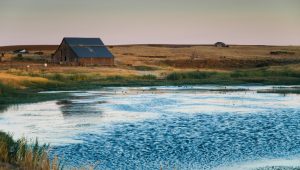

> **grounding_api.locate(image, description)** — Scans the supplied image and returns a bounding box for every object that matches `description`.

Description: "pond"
[1,86,300,170]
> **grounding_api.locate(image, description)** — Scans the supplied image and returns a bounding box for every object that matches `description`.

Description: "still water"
[1,86,300,170]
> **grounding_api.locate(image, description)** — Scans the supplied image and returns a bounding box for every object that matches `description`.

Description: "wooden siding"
[52,40,78,64]
[79,57,114,66]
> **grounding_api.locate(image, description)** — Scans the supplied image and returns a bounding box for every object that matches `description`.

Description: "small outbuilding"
[214,42,229,48]
[52,37,114,66]
[13,49,29,54]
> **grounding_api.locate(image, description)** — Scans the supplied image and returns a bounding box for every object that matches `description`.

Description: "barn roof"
[71,46,113,58]
[63,37,113,58]
[64,37,105,46]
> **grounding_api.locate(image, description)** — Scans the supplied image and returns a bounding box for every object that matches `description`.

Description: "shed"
[52,37,114,66]
[214,42,229,48]
[13,49,29,54]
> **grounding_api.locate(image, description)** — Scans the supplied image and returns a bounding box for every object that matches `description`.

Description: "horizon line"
[1,43,300,47]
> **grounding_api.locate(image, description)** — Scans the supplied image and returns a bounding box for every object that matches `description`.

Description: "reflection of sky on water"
[1,86,300,169]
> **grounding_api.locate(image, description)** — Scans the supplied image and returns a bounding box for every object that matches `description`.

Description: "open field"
[111,45,300,70]
[1,44,300,71]
[1,44,300,77]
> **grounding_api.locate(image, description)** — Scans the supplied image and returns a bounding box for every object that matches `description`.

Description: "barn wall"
[79,58,114,66]
[52,40,78,64]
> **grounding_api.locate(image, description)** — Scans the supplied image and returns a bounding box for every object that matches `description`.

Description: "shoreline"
[1,78,300,108]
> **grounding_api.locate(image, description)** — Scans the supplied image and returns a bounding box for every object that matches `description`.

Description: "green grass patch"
[0,82,68,111]
[139,74,157,80]
[230,68,300,78]
[166,71,217,81]
[133,65,158,71]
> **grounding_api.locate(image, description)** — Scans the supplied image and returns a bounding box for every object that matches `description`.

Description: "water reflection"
[1,86,300,169]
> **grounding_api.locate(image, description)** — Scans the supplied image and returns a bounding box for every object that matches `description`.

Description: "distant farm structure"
[13,49,29,54]
[52,37,114,66]
[214,42,229,48]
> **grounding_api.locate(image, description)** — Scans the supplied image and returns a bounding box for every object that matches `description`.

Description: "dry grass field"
[111,45,300,69]
[0,44,300,88]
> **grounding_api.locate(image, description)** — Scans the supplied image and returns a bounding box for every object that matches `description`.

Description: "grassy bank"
[0,82,67,106]
[0,131,60,170]
[1,65,300,107]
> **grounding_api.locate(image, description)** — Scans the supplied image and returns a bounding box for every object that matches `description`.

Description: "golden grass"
[0,131,99,170]
[0,132,60,170]
[0,45,299,87]
[0,72,50,89]
[111,45,300,65]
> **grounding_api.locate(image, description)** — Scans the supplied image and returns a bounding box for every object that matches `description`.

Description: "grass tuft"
[0,131,60,170]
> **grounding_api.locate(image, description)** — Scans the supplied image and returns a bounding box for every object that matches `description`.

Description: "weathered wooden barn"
[52,37,114,66]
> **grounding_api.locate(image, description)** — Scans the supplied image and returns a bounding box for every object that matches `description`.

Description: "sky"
[0,0,300,45]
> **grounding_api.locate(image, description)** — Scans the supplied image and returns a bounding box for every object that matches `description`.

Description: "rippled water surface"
[1,86,300,170]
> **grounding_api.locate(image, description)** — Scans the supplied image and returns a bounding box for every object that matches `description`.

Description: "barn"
[52,37,114,66]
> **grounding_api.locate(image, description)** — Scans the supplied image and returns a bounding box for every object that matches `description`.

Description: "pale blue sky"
[0,0,300,45]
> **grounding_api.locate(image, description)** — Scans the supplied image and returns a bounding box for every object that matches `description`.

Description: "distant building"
[214,42,229,48]
[13,49,29,54]
[52,37,114,66]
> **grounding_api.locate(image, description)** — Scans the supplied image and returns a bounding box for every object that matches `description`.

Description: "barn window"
[64,56,67,61]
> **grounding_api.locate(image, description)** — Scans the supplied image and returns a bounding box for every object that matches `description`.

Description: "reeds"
[0,131,61,170]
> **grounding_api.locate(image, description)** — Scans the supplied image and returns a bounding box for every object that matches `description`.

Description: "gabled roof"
[64,37,105,46]
[71,46,113,58]
[62,37,113,58]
